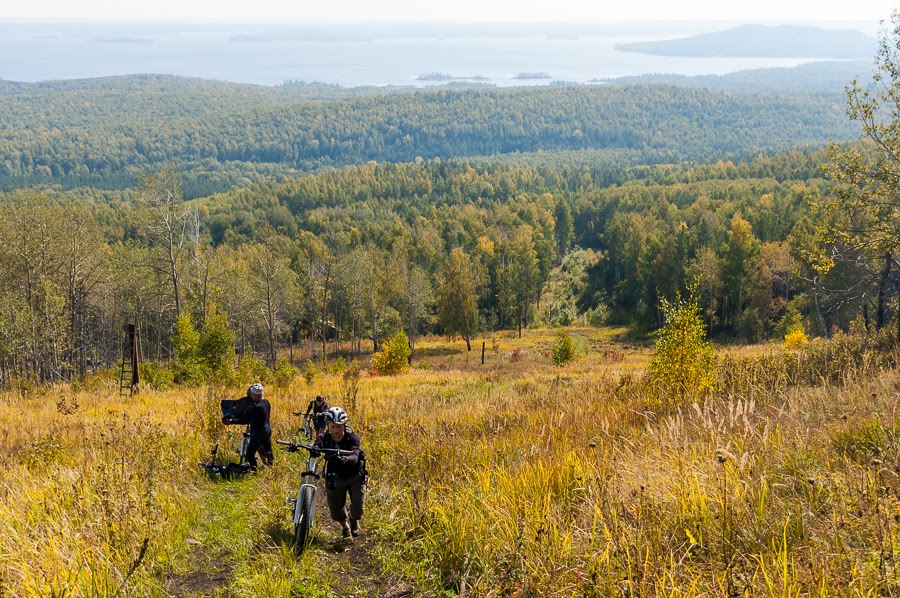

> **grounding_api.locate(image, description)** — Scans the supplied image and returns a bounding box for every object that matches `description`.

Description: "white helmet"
[326,406,348,425]
[249,383,264,396]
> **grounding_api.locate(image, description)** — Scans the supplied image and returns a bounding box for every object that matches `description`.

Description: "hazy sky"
[3,0,897,24]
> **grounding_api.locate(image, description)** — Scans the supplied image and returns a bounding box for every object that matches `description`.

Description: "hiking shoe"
[341,523,351,539]
[349,519,361,537]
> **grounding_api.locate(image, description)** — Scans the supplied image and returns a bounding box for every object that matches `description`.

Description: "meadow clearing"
[2,328,900,597]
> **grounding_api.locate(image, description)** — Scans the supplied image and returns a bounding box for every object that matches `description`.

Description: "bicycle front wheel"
[293,486,314,555]
[240,437,250,463]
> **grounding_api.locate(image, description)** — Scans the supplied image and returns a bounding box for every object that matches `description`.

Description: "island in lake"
[417,73,491,82]
[513,72,552,80]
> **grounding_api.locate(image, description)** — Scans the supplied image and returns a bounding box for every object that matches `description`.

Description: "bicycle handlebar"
[275,439,352,455]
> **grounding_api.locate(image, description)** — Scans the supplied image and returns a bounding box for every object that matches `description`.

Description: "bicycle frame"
[293,453,320,527]
[239,424,251,464]
[293,412,315,440]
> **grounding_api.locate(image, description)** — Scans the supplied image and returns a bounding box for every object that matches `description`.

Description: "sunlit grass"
[2,328,900,596]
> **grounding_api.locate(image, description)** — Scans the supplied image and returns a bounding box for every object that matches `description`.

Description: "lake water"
[0,21,848,87]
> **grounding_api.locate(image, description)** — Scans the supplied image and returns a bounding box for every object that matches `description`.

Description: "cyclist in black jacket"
[225,382,273,469]
[303,394,330,439]
[312,406,364,539]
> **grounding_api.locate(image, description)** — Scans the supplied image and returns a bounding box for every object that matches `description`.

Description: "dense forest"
[1,61,893,387]
[0,148,890,386]
[0,76,857,196]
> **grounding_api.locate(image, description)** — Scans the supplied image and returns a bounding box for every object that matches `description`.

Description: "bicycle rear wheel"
[293,486,314,555]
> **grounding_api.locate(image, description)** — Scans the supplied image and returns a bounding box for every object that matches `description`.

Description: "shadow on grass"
[263,519,349,555]
[264,520,295,547]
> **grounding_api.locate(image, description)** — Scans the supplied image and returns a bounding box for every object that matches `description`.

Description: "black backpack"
[221,396,253,423]
[358,448,369,485]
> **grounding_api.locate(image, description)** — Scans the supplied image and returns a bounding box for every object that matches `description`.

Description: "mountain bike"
[238,424,251,464]
[198,443,251,479]
[293,412,314,440]
[276,440,352,555]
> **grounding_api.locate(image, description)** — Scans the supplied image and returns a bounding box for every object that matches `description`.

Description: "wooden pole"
[481,341,485,365]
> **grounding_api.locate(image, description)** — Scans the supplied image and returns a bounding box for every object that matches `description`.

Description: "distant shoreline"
[416,73,491,82]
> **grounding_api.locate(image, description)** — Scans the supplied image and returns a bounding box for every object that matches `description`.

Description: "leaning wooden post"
[481,341,486,365]
[130,324,139,390]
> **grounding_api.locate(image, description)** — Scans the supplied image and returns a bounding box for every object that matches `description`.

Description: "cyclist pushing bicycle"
[223,382,274,470]
[303,394,330,439]
[312,406,366,540]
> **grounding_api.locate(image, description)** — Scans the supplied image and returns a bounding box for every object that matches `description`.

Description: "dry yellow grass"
[2,329,899,596]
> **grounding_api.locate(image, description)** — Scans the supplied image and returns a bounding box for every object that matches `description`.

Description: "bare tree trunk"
[812,284,827,337]
[266,281,277,368]
[876,253,891,330]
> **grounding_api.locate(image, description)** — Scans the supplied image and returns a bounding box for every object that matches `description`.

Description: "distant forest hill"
[0,74,860,197]
[616,24,875,59]
[603,60,871,95]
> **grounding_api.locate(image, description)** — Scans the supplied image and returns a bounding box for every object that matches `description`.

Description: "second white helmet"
[326,406,348,425]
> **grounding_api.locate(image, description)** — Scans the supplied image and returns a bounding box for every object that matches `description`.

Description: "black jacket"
[247,398,272,435]
[313,429,361,479]
[305,399,330,427]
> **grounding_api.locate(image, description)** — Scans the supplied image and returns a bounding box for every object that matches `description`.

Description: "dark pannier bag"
[358,448,369,485]
[221,396,254,423]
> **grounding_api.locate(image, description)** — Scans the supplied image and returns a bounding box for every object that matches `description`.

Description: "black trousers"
[325,476,365,522]
[246,431,273,469]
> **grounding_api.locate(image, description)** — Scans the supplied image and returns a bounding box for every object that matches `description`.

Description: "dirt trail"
[163,546,232,597]
[318,530,412,598]
[160,526,409,597]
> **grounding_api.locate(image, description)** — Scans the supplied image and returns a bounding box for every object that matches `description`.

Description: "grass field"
[3,329,900,596]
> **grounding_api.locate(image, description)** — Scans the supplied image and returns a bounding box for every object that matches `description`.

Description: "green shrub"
[236,351,269,384]
[372,329,411,375]
[140,361,174,391]
[832,418,894,462]
[648,284,716,405]
[585,304,609,328]
[171,315,204,385]
[198,306,236,384]
[551,330,576,366]
[776,298,807,338]
[82,368,117,394]
[302,360,318,385]
[271,358,299,387]
[329,356,347,375]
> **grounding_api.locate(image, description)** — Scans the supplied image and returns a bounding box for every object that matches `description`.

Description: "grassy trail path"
[162,460,405,597]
